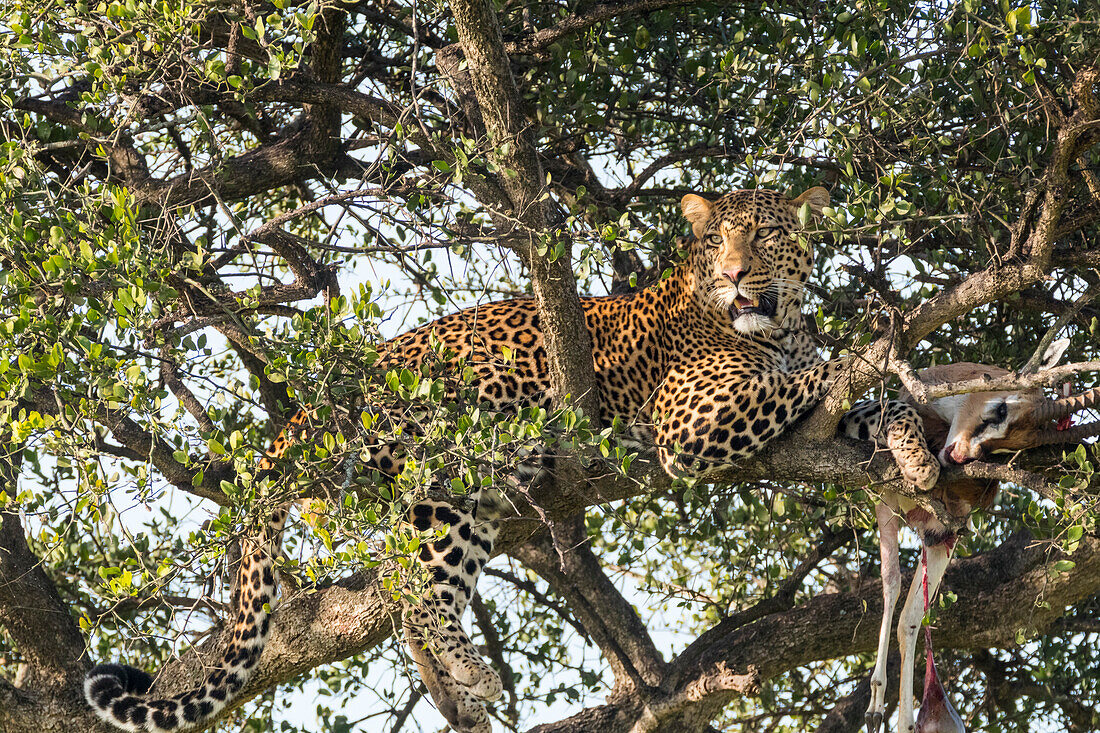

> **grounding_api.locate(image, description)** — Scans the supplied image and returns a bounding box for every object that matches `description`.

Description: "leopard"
[84,186,942,733]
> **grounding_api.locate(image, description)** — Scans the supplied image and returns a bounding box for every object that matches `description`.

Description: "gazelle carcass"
[843,340,1100,733]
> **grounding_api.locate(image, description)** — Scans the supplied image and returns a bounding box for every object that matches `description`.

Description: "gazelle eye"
[756,226,779,239]
[980,402,1008,433]
[705,234,722,249]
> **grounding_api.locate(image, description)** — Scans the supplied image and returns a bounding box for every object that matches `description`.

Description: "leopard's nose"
[724,267,750,284]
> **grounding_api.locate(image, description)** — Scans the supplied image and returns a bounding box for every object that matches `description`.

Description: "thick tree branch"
[528,531,1100,733]
[512,516,666,695]
[0,446,89,692]
[447,0,599,419]
[128,124,352,209]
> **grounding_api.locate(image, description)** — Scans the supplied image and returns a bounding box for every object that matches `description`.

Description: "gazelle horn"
[1033,420,1100,446]
[1034,387,1100,422]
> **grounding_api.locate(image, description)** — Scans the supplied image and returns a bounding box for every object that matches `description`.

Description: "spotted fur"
[85,417,503,732]
[402,492,504,733]
[84,506,288,732]
[88,187,853,731]
[838,400,941,490]
[379,188,848,478]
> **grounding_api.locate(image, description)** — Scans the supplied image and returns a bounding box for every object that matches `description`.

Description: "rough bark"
[0,443,88,694]
[512,517,667,694]
[0,509,90,692]
[4,1,1100,729]
[446,0,599,420]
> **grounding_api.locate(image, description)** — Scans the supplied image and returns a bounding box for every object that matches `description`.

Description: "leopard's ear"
[681,194,714,235]
[789,186,830,215]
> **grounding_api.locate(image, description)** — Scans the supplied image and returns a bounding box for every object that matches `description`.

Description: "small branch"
[213,321,294,423]
[889,354,928,403]
[1081,154,1100,205]
[87,594,224,623]
[387,686,426,733]
[1020,285,1098,374]
[502,0,697,56]
[513,517,666,693]
[668,526,854,689]
[921,360,1100,400]
[844,264,904,311]
[951,461,1071,503]
[160,349,217,435]
[812,667,880,733]
[482,567,591,641]
[244,188,393,241]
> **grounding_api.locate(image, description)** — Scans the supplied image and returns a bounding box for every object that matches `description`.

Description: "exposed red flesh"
[915,548,966,733]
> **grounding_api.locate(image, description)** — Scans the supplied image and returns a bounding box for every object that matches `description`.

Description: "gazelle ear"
[789,186,830,215]
[1039,338,1071,371]
[681,194,714,232]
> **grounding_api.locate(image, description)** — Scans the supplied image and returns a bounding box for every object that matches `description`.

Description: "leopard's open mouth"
[730,290,778,320]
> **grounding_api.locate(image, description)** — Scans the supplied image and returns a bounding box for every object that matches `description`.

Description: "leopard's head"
[680,187,829,334]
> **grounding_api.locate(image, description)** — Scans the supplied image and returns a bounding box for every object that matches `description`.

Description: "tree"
[2,0,1099,731]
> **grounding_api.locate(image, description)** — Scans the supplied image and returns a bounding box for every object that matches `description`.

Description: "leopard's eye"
[756,226,780,239]
[705,233,722,249]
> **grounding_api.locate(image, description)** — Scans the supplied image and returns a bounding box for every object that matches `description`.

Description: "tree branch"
[512,516,666,696]
[447,0,599,420]
[528,531,1100,733]
[0,442,89,692]
[502,0,698,57]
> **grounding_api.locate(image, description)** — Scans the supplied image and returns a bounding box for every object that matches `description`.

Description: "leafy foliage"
[1,0,1099,731]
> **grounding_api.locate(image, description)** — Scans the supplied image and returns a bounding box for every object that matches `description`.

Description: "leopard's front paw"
[899,450,940,491]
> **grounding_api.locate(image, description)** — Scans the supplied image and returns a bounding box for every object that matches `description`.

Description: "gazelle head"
[913,340,1100,466]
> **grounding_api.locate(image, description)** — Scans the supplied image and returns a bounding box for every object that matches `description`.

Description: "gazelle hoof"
[865,711,883,733]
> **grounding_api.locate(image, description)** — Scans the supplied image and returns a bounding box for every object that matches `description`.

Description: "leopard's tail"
[84,507,287,732]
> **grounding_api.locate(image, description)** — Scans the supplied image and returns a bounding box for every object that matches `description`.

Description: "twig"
[922,361,1100,400]
[1020,285,1099,374]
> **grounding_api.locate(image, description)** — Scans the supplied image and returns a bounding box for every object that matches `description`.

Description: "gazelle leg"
[866,502,901,733]
[897,542,952,733]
